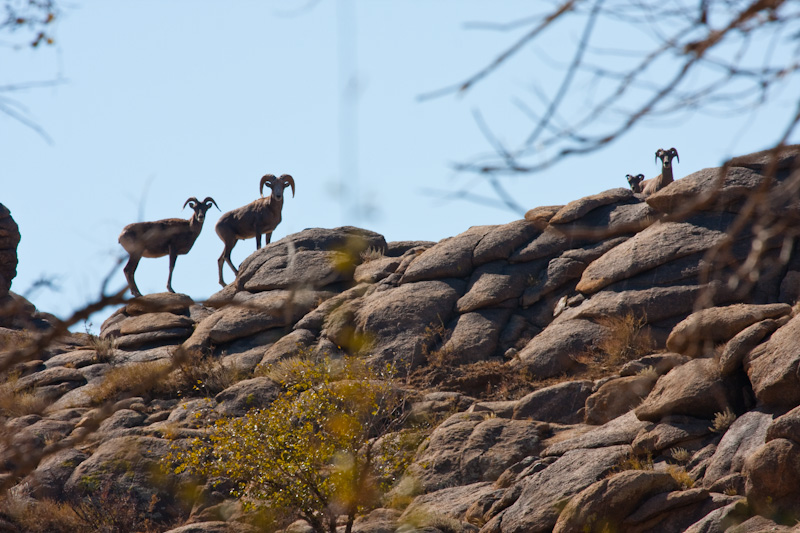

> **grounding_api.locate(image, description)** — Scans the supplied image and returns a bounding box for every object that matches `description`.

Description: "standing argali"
[119,197,219,297]
[216,174,295,287]
[640,147,679,196]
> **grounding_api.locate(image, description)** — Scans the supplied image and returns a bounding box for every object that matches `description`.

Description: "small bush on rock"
[169,357,409,533]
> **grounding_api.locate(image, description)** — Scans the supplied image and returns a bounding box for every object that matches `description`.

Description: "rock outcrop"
[2,146,800,532]
[0,204,19,299]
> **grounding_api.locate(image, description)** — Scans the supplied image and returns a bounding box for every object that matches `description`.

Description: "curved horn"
[203,197,220,211]
[259,174,276,197]
[637,174,644,179]
[670,147,679,163]
[183,197,199,209]
[655,149,663,165]
[280,174,295,197]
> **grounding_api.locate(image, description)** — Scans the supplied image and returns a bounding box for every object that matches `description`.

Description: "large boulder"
[646,166,767,214]
[512,380,594,424]
[555,284,715,326]
[354,279,464,368]
[400,225,492,283]
[484,445,630,533]
[575,214,737,294]
[457,260,543,313]
[718,318,787,375]
[406,413,541,492]
[513,319,608,378]
[543,411,651,456]
[744,438,800,520]
[549,188,635,225]
[442,308,511,364]
[745,313,800,408]
[667,303,791,357]
[64,436,185,521]
[703,410,774,488]
[584,374,657,425]
[552,470,680,533]
[400,482,497,522]
[635,358,745,422]
[235,226,387,291]
[472,219,541,265]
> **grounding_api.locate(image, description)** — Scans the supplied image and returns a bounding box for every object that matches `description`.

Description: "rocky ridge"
[2,146,800,531]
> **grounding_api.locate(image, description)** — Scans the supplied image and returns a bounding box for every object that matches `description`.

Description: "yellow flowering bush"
[170,357,408,533]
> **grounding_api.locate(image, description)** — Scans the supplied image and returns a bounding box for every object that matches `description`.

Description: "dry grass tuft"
[711,407,737,433]
[359,246,385,263]
[88,360,172,404]
[0,495,86,533]
[0,372,49,416]
[408,359,537,401]
[0,328,34,351]
[669,447,691,463]
[596,312,655,367]
[636,365,659,380]
[87,335,117,363]
[613,452,654,474]
[171,351,243,397]
[666,464,695,489]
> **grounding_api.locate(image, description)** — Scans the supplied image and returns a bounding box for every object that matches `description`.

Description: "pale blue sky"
[1,1,797,330]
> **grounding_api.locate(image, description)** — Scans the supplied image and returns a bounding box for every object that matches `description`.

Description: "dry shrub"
[408,360,536,401]
[596,312,655,367]
[88,360,172,404]
[0,328,33,351]
[669,447,691,463]
[637,365,659,380]
[401,509,465,533]
[0,372,49,416]
[666,465,695,489]
[613,452,654,473]
[359,246,385,263]
[87,335,117,363]
[68,479,172,533]
[263,353,385,392]
[711,407,737,433]
[0,495,86,533]
[170,351,243,397]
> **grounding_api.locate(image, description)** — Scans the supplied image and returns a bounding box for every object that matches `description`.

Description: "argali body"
[119,196,219,297]
[216,173,295,287]
[640,147,679,196]
[626,173,645,193]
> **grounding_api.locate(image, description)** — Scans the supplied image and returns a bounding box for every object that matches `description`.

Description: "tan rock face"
[667,303,792,357]
[634,358,745,422]
[584,374,657,425]
[0,203,20,297]
[744,438,800,518]
[576,215,734,294]
[746,313,800,408]
[552,470,679,533]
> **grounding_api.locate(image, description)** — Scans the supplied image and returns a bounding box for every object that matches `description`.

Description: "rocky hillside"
[2,145,800,532]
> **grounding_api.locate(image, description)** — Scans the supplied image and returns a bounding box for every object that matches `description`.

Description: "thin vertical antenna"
[337,0,358,224]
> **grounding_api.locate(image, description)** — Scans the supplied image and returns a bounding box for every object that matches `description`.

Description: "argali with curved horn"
[215,173,295,287]
[626,173,645,193]
[119,196,219,297]
[640,147,679,196]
